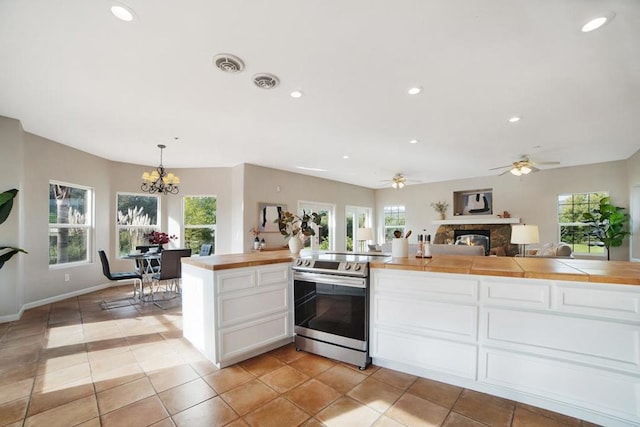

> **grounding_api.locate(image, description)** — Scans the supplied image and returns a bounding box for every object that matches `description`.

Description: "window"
[299,201,334,251]
[383,205,405,242]
[183,195,217,254]
[345,206,372,251]
[49,182,93,266]
[558,192,608,255]
[116,193,159,257]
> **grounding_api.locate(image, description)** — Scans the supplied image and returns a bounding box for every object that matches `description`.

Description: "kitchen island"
[181,251,640,426]
[370,255,640,427]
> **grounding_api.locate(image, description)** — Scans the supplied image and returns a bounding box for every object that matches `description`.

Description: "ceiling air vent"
[253,73,279,89]
[212,54,244,73]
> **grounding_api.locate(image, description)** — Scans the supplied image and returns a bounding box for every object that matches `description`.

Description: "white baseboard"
[0,282,117,323]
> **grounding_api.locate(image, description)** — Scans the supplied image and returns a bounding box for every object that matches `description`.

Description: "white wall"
[627,149,640,260]
[376,160,630,260]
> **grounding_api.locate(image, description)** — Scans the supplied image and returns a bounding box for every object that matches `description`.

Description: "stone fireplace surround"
[434,223,518,256]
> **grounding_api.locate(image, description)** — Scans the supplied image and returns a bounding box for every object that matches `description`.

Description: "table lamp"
[511,224,539,257]
[357,227,373,252]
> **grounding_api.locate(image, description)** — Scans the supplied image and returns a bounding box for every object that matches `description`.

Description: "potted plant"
[0,189,27,270]
[582,196,631,261]
[431,201,449,220]
[275,210,323,254]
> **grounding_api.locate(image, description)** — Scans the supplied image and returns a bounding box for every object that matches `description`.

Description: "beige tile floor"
[0,285,600,427]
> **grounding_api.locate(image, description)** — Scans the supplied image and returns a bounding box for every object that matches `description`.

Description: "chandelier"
[141,144,180,195]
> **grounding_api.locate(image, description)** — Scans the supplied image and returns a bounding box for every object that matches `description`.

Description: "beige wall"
[627,149,640,260]
[376,160,630,260]
[242,164,375,252]
[0,113,637,319]
[0,117,25,318]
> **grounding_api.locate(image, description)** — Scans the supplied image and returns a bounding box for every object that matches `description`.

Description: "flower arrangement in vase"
[275,210,323,254]
[430,201,449,220]
[249,226,261,250]
[145,231,176,251]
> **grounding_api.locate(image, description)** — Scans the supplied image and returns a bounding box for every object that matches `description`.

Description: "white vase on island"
[288,235,304,254]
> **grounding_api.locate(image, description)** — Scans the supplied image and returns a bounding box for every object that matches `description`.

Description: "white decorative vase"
[288,236,304,255]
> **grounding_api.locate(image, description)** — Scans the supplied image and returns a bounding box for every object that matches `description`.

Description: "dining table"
[123,251,161,301]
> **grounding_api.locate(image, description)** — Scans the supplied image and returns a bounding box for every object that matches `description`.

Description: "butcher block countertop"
[182,250,640,285]
[182,250,295,271]
[371,255,640,285]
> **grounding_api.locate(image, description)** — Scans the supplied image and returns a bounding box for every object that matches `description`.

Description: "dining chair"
[97,250,143,309]
[150,248,192,308]
[199,244,212,256]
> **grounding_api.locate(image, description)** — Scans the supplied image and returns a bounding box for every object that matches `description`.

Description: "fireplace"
[454,230,490,255]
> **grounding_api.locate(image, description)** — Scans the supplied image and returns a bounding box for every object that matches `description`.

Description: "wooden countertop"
[371,255,640,285]
[182,250,295,271]
[182,250,640,286]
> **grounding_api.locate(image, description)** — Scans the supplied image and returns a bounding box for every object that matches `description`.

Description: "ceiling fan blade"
[489,164,512,171]
[498,169,511,176]
[535,161,560,165]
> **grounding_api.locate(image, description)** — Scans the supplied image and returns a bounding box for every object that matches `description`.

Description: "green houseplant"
[582,196,631,261]
[0,189,27,269]
[276,210,323,240]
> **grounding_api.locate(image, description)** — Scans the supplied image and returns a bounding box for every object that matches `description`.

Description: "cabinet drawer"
[219,313,290,361]
[482,280,550,309]
[483,308,640,368]
[257,264,289,286]
[555,284,640,321]
[216,269,256,293]
[218,285,288,327]
[374,270,478,304]
[480,349,640,423]
[372,328,477,379]
[374,294,477,341]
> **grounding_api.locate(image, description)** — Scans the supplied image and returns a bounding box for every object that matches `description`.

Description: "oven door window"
[294,280,366,341]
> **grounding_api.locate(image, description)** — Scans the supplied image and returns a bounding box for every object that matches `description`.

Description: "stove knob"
[295,259,303,266]
[344,263,352,270]
[304,260,312,267]
[354,263,362,271]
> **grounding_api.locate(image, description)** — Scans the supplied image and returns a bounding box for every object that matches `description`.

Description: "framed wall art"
[453,189,493,216]
[258,203,287,232]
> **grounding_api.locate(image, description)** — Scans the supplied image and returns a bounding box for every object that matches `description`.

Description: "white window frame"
[383,205,406,243]
[557,191,608,256]
[345,205,373,251]
[116,192,160,258]
[299,200,336,251]
[49,180,94,268]
[183,194,217,254]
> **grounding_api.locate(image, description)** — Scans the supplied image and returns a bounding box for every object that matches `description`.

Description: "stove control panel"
[293,258,369,277]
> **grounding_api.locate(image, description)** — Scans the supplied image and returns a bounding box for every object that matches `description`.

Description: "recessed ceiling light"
[408,87,422,95]
[409,139,419,144]
[581,13,614,32]
[110,4,136,22]
[290,90,303,98]
[343,155,349,159]
[508,116,521,123]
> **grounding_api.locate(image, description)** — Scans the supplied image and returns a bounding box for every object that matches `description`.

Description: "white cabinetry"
[371,269,640,427]
[182,262,292,368]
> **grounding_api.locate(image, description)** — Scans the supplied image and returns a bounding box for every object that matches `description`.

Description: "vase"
[288,236,304,255]
[440,212,445,220]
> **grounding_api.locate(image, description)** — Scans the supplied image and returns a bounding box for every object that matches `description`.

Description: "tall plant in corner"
[582,196,630,261]
[0,189,27,269]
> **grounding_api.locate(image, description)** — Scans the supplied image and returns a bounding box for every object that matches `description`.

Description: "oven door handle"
[293,272,366,288]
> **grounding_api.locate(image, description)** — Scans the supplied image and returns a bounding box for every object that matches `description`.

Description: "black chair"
[199,244,212,256]
[98,250,143,309]
[150,248,192,308]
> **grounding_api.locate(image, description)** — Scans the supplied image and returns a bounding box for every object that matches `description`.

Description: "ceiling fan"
[381,173,420,189]
[490,156,560,176]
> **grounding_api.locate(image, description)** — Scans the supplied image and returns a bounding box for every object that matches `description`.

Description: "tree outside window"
[558,192,608,254]
[384,205,405,242]
[49,182,92,265]
[116,193,159,257]
[183,196,216,254]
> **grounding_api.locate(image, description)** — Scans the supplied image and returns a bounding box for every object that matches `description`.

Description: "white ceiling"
[1,1,639,188]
